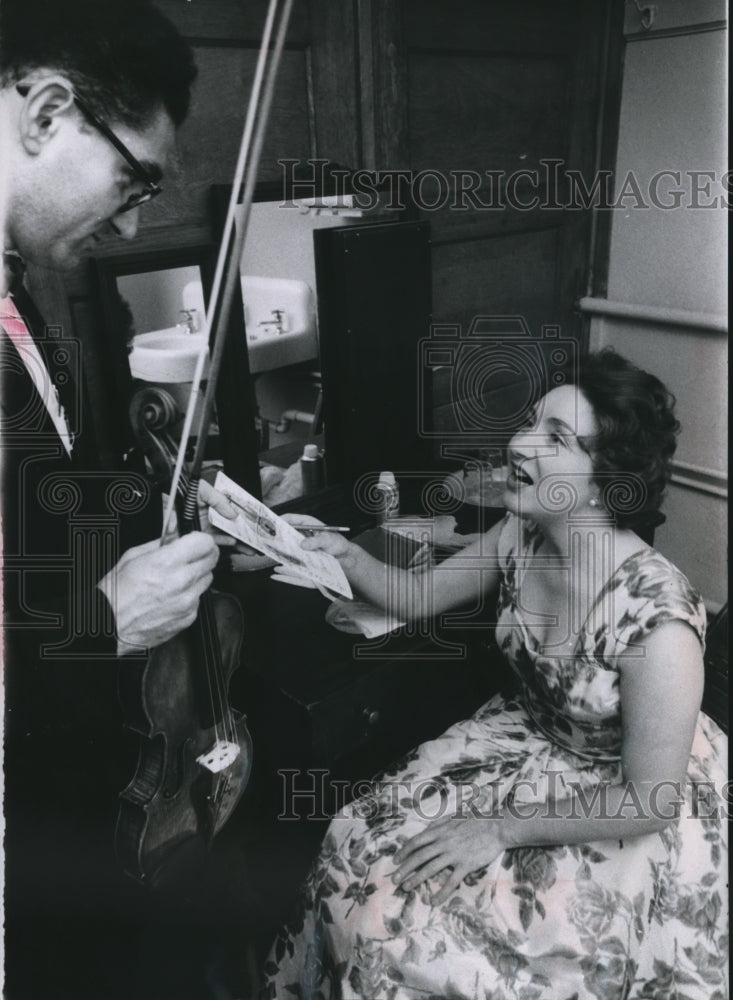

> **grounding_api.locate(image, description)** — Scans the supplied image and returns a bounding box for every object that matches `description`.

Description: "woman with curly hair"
[263,349,727,1000]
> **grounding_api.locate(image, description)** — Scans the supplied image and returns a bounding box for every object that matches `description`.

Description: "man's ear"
[18,75,76,155]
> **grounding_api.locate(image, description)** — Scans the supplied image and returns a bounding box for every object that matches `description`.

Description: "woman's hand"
[392,816,506,906]
[266,513,360,589]
[287,515,359,571]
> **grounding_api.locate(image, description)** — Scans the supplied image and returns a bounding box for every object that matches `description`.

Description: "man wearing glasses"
[1,1,243,996]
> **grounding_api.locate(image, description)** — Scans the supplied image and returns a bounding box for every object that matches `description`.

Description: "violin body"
[116,590,252,886]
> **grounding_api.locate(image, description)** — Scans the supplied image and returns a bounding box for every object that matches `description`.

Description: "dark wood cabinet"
[234,573,502,813]
[315,218,433,491]
[227,499,510,817]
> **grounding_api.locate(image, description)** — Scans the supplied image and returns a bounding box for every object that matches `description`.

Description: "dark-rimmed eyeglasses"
[16,84,162,214]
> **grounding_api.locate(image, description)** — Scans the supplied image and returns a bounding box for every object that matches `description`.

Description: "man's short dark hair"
[0,0,197,127]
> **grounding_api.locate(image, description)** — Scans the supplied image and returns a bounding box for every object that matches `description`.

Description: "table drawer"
[308,656,492,774]
[308,662,405,765]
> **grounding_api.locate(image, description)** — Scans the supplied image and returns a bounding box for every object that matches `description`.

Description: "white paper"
[325,599,405,639]
[209,471,352,600]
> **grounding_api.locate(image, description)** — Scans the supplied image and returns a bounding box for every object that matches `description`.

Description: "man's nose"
[109,207,140,241]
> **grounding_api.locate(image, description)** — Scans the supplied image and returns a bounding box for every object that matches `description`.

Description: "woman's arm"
[393,620,704,904]
[298,516,505,622]
[499,620,704,847]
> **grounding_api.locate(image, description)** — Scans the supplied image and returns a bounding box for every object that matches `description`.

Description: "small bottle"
[375,471,400,523]
[300,443,325,493]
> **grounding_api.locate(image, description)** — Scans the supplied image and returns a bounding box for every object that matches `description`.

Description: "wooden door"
[360,0,622,448]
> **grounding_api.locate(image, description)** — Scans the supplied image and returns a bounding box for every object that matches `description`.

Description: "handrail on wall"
[577,296,727,333]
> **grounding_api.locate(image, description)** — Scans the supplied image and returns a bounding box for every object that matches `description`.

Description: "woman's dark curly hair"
[572,348,680,531]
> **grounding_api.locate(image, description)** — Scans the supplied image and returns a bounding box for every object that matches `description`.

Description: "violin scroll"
[129,385,182,491]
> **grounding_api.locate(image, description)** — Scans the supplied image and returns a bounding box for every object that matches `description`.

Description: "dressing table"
[224,487,511,819]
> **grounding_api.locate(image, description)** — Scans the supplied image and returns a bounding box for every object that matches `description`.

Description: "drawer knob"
[363,707,380,726]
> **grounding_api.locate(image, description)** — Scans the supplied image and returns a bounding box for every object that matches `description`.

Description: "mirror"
[93,244,259,494]
[235,197,359,506]
[117,265,202,345]
[210,179,406,507]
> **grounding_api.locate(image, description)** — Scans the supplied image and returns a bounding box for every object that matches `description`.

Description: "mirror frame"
[208,171,418,509]
[209,181,333,506]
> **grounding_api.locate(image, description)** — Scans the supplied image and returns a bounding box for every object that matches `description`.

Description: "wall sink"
[128,275,318,384]
[128,327,209,383]
[241,275,318,375]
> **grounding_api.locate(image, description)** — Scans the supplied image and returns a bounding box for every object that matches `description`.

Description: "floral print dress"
[262,515,728,1000]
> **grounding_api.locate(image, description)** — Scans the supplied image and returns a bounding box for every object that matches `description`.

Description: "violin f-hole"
[161,735,195,800]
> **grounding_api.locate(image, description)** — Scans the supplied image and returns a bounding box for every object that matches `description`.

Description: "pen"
[296,525,351,534]
[222,494,277,535]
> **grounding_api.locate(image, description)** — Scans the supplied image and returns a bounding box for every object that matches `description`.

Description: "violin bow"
[161,0,295,540]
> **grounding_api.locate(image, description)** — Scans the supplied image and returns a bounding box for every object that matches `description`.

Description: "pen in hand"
[296,525,350,535]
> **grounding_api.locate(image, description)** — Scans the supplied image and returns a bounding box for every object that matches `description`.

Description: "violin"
[114,0,295,886]
[114,387,252,886]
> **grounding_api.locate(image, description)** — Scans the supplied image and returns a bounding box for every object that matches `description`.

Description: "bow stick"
[161,0,295,540]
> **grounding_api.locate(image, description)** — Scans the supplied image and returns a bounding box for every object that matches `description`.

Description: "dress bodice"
[494,514,706,761]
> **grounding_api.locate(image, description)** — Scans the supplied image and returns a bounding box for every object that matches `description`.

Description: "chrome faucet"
[178,308,200,334]
[258,308,285,335]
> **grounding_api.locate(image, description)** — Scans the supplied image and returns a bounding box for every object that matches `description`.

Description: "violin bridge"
[196,740,241,774]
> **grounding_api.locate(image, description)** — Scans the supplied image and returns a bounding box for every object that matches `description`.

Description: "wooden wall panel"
[406,51,570,239]
[155,0,310,44]
[148,46,313,227]
[391,0,612,451]
[402,0,579,54]
[432,229,560,333]
[381,0,615,462]
[309,1,362,167]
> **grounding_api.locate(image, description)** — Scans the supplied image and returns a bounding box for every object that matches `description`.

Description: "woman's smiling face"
[504,384,601,523]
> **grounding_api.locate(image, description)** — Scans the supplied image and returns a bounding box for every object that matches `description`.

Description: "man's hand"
[197,478,237,546]
[197,477,275,570]
[98,532,219,654]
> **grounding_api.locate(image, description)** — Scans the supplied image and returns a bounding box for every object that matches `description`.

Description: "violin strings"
[176,468,232,749]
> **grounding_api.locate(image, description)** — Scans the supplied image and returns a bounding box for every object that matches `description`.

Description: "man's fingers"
[124,537,162,559]
[230,551,276,572]
[235,542,265,556]
[166,531,219,564]
[210,530,238,548]
[198,479,237,520]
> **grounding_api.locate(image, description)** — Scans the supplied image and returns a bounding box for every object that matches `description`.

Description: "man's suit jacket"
[1,283,161,735]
